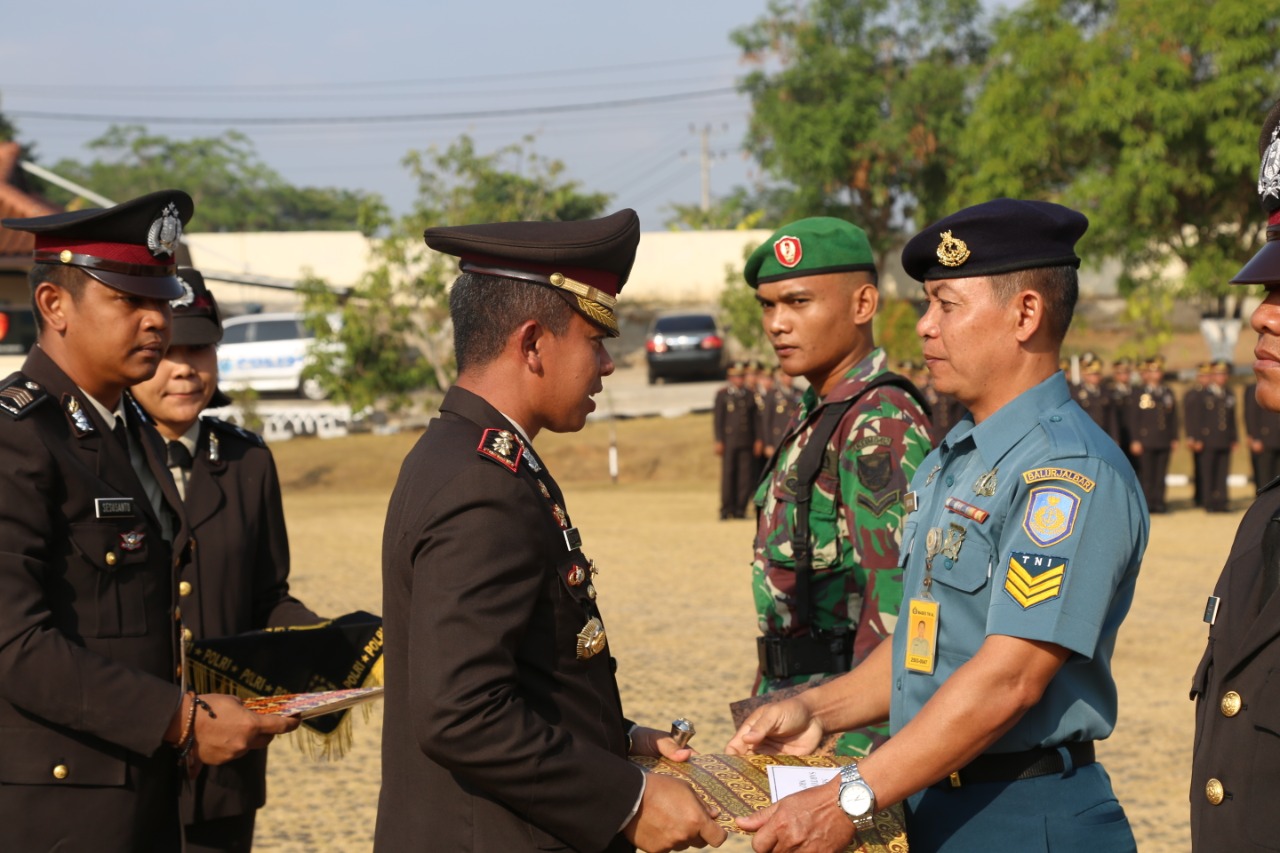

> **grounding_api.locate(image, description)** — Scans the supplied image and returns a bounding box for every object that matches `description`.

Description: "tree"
[299,135,611,412]
[953,0,1280,337]
[48,125,378,232]
[663,185,796,231]
[732,0,990,266]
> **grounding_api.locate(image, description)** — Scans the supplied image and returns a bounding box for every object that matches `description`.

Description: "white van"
[217,312,331,401]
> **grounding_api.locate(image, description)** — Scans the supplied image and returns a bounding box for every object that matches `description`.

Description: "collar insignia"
[63,394,95,437]
[208,431,221,464]
[937,230,971,268]
[477,428,523,473]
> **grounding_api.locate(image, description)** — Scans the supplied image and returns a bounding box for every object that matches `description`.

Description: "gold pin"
[576,617,607,660]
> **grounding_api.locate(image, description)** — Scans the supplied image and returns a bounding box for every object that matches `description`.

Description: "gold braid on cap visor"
[460,262,619,335]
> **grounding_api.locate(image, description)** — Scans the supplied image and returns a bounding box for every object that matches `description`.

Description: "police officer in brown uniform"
[131,268,322,852]
[714,361,759,519]
[1075,357,1117,442]
[0,193,295,852]
[1187,361,1239,513]
[755,368,795,459]
[1109,359,1138,469]
[1192,98,1280,851]
[375,210,724,853]
[1245,380,1280,487]
[1127,356,1179,513]
[1185,363,1213,507]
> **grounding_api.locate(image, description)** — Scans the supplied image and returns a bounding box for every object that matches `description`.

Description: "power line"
[8,87,739,127]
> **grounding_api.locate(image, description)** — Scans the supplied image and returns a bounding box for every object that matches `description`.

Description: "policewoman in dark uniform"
[728,199,1147,853]
[375,211,724,853]
[131,267,321,852]
[1192,98,1280,852]
[0,194,295,852]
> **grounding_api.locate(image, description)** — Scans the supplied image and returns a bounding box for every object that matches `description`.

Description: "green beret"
[744,217,876,289]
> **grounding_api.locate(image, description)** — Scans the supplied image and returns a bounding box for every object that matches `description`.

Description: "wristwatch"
[837,763,877,831]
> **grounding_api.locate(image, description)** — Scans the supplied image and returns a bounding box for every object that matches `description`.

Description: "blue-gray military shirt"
[889,372,1148,751]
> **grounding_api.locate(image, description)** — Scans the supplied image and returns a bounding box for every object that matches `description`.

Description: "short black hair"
[29,263,89,333]
[450,272,574,373]
[988,264,1078,343]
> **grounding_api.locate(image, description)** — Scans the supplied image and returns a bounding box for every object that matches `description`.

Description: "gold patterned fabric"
[630,753,907,852]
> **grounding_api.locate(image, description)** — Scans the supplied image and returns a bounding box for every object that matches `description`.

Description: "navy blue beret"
[901,198,1088,283]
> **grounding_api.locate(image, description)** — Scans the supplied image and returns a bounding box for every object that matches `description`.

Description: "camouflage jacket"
[751,348,933,755]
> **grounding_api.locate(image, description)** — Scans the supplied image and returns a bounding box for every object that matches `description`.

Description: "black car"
[644,312,727,384]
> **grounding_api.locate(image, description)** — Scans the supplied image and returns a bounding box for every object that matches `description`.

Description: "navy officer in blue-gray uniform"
[726,198,1149,853]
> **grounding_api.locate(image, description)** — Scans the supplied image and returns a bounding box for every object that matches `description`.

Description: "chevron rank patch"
[1021,485,1080,547]
[477,428,523,473]
[0,376,46,419]
[1005,551,1067,608]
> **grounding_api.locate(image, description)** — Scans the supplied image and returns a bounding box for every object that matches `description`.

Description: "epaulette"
[205,416,266,448]
[477,427,523,473]
[124,392,153,424]
[0,373,49,419]
[1039,409,1088,459]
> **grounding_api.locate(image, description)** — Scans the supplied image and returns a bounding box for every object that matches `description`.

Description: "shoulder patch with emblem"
[1021,485,1080,547]
[0,374,48,419]
[1005,551,1068,608]
[856,451,894,493]
[477,428,523,473]
[206,416,266,447]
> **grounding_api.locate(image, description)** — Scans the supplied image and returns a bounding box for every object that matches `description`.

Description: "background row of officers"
[717,355,1280,520]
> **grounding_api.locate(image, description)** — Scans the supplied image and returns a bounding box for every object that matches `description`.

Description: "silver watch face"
[839,780,874,817]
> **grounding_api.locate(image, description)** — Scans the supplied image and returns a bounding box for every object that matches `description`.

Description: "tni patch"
[1021,486,1079,547]
[1005,552,1067,608]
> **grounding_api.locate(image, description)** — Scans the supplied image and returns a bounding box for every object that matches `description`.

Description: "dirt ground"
[252,414,1243,852]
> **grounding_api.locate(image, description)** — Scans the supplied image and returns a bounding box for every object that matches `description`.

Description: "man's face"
[1141,368,1162,386]
[130,343,218,435]
[756,273,871,389]
[916,277,1012,410]
[61,278,171,389]
[1252,283,1280,411]
[535,311,614,433]
[1113,369,1131,385]
[1083,371,1103,387]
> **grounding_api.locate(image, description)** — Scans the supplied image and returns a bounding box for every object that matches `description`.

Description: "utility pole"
[689,124,729,213]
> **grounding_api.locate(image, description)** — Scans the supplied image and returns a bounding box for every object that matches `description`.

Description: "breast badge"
[119,531,146,552]
[973,467,998,497]
[1021,486,1080,547]
[1004,551,1068,608]
[576,617,607,660]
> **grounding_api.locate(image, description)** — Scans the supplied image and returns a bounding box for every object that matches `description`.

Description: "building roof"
[0,142,60,261]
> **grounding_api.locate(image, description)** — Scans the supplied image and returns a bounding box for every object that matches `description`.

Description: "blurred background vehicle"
[644,312,727,384]
[0,305,36,377]
[218,312,334,401]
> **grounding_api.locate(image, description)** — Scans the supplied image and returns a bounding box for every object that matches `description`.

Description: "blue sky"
[0,1,774,230]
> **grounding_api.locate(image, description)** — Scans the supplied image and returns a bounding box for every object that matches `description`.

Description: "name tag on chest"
[95,498,136,519]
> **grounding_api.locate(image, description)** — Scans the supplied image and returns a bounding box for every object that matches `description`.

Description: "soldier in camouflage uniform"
[743,217,933,757]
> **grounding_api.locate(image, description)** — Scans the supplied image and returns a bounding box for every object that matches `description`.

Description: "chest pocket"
[68,521,153,638]
[930,534,992,595]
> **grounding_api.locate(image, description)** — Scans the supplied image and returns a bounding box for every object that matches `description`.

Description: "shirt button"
[945,475,954,487]
[895,677,902,691]
[105,551,117,566]
[52,764,69,780]
[1050,415,1062,422]
[944,558,954,570]
[179,581,193,597]
[1221,691,1242,717]
[1206,778,1225,805]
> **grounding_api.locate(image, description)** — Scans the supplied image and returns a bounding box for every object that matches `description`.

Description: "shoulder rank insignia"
[206,416,266,448]
[0,375,47,419]
[208,431,221,463]
[477,428,523,473]
[1021,486,1080,547]
[1005,552,1067,608]
[63,393,95,436]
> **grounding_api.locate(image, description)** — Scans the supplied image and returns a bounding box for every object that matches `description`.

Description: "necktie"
[113,415,129,452]
[167,440,194,470]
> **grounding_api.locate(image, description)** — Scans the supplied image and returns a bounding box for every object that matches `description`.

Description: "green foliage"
[733,0,989,262]
[954,0,1280,318]
[663,185,797,231]
[718,262,769,357]
[48,125,378,233]
[299,134,611,411]
[874,298,924,365]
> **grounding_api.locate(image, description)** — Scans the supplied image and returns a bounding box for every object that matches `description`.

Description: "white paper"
[765,765,842,802]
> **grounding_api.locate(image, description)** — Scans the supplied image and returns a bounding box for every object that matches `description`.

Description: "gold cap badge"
[937,230,971,268]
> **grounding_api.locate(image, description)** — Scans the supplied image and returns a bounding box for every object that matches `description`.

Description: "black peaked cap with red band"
[1232,99,1280,285]
[424,209,640,336]
[2,189,193,299]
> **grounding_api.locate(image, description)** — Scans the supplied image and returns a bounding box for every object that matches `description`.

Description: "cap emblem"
[1260,126,1280,201]
[937,231,971,268]
[146,202,183,259]
[773,236,803,268]
[172,274,195,308]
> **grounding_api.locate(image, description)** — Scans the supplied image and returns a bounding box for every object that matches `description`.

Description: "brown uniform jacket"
[0,346,189,852]
[376,387,641,852]
[1191,481,1280,850]
[713,385,756,448]
[177,417,321,825]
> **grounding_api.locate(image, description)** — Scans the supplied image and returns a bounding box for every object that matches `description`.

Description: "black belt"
[940,742,1096,788]
[757,632,853,679]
